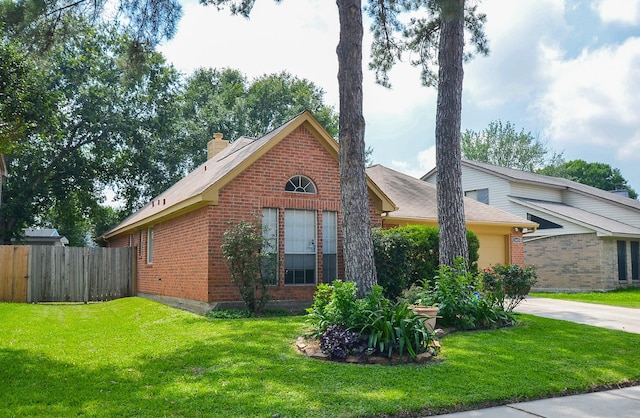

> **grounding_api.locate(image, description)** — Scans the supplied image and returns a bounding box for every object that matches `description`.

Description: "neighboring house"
[367,164,537,268]
[422,159,640,291]
[22,228,69,246]
[0,154,7,207]
[103,111,396,312]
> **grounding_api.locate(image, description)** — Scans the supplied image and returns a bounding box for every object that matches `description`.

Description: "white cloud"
[464,0,566,109]
[417,146,436,174]
[389,147,435,179]
[159,1,341,105]
[391,160,409,169]
[536,37,640,149]
[593,0,640,25]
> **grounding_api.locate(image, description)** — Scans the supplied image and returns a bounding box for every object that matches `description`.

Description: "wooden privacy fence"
[0,246,136,303]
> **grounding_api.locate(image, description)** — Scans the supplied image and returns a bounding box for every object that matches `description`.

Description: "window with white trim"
[464,188,489,204]
[285,175,316,193]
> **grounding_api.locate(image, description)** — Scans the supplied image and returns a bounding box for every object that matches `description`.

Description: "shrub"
[372,228,411,299]
[480,264,537,312]
[362,302,436,359]
[307,281,390,336]
[320,325,368,359]
[431,258,517,330]
[221,219,273,315]
[372,225,480,299]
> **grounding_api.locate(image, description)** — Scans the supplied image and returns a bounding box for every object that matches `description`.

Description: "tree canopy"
[0,0,182,50]
[0,37,57,154]
[538,159,638,199]
[462,120,563,171]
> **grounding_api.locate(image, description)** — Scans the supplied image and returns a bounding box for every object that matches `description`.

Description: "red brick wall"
[510,230,525,266]
[110,207,211,302]
[108,124,383,304]
[207,125,383,302]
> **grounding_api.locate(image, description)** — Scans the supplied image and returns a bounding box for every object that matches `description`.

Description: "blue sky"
[159,0,640,192]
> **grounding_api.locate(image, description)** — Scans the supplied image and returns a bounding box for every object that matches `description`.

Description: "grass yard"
[531,288,640,308]
[1,297,639,417]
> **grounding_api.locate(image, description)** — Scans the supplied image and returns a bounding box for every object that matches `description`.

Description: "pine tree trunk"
[336,0,377,296]
[436,0,469,267]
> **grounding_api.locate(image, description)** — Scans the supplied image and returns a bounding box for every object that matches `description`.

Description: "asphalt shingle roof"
[367,164,537,228]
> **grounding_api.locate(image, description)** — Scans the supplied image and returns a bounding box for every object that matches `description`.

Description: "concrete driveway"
[514,297,640,334]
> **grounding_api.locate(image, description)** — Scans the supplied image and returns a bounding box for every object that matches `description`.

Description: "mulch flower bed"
[295,336,441,365]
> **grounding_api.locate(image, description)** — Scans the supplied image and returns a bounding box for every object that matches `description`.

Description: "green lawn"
[1,297,639,417]
[531,288,640,308]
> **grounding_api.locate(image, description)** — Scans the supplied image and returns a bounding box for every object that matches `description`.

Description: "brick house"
[422,159,640,291]
[104,111,395,312]
[367,164,537,268]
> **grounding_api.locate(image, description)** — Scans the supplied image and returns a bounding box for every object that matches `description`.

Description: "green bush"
[372,228,411,299]
[480,264,537,312]
[372,225,480,300]
[306,280,389,336]
[430,258,516,330]
[221,219,273,315]
[362,302,436,359]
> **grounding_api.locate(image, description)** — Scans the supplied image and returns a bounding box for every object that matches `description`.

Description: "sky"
[158,0,640,191]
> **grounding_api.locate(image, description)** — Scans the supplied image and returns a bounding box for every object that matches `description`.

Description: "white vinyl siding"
[564,193,640,229]
[510,183,563,202]
[460,165,512,212]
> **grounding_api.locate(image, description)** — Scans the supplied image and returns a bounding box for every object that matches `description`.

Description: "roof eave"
[103,195,215,239]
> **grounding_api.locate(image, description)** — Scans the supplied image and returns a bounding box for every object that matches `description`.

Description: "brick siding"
[510,230,525,266]
[524,233,610,291]
[109,124,383,305]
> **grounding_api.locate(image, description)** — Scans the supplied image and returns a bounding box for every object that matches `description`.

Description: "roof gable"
[105,111,395,238]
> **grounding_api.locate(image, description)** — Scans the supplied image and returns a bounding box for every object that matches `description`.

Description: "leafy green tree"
[0,37,57,154]
[176,68,339,172]
[0,21,182,244]
[368,0,488,266]
[462,120,563,171]
[538,159,638,199]
[0,0,182,52]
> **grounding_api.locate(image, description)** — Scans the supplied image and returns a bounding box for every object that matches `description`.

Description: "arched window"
[285,175,317,194]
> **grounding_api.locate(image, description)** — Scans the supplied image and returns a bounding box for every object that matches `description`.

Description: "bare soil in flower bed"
[295,336,441,365]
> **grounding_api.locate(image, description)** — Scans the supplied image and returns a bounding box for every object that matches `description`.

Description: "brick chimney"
[207,133,228,159]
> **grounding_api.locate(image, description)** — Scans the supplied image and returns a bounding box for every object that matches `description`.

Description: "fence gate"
[0,246,135,303]
[0,246,29,302]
